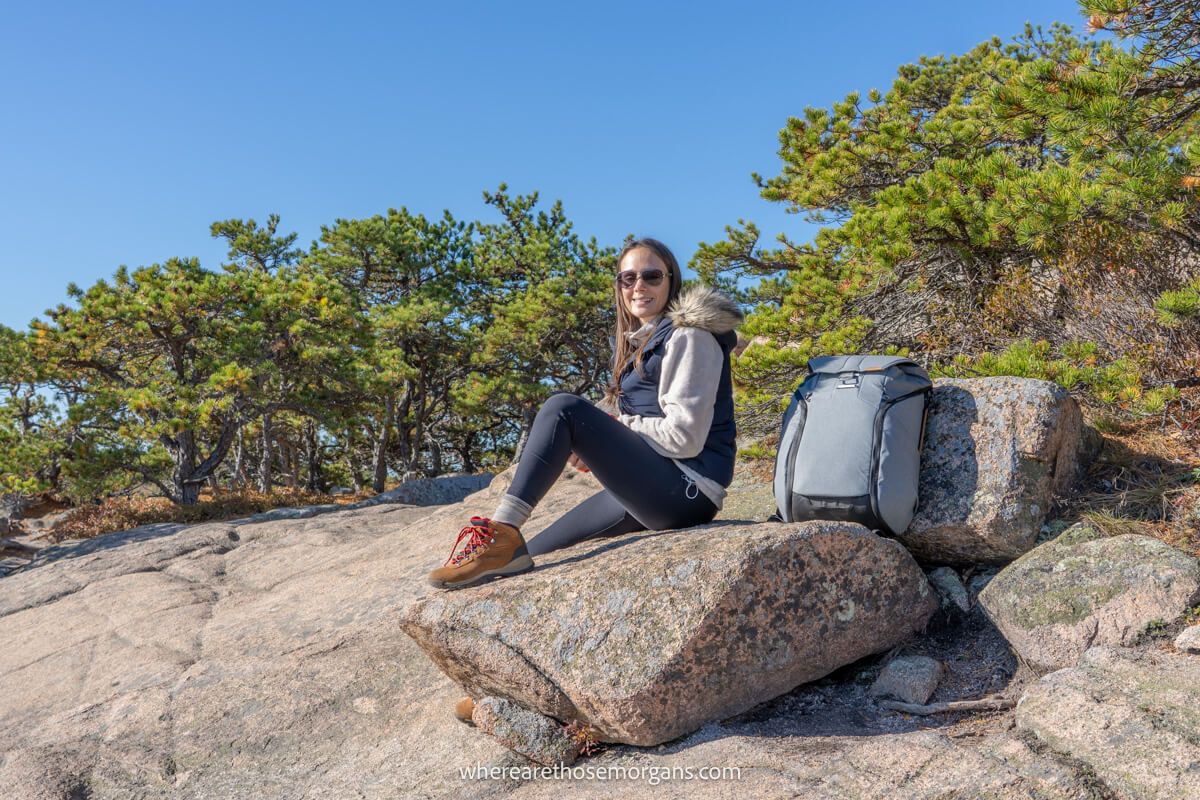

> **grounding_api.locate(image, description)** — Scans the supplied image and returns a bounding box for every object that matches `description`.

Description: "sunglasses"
[615,268,668,289]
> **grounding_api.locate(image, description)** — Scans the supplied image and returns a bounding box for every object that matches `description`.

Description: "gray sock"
[489,494,532,532]
[492,493,533,530]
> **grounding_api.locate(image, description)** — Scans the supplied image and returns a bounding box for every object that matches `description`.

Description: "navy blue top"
[613,317,738,487]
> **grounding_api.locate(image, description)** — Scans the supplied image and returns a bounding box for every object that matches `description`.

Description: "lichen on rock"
[401,519,938,746]
[979,524,1200,671]
[903,378,1097,565]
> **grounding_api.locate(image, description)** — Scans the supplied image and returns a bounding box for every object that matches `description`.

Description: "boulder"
[903,378,1098,565]
[1175,625,1200,653]
[978,524,1200,672]
[869,655,943,705]
[400,520,938,746]
[366,473,494,507]
[471,696,579,767]
[1017,646,1200,800]
[967,569,996,599]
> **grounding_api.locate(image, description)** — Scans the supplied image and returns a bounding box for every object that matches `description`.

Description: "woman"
[427,237,743,590]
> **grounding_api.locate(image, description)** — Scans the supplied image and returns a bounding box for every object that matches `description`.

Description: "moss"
[1011,581,1126,628]
[1056,524,1103,547]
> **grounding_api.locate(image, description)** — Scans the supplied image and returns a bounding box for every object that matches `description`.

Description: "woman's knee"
[540,392,588,419]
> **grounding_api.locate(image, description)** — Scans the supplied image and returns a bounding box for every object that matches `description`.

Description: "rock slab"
[904,378,1098,565]
[1017,646,1200,800]
[401,520,938,746]
[927,566,970,613]
[979,523,1200,672]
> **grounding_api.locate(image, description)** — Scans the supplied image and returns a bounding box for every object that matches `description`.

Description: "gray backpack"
[772,355,932,536]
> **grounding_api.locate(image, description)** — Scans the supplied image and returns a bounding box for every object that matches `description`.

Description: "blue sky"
[1,0,1088,330]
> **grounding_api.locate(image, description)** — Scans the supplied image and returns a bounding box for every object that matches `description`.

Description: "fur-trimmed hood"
[616,285,745,349]
[664,285,744,334]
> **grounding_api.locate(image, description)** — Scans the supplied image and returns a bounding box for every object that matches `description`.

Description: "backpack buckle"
[836,373,860,389]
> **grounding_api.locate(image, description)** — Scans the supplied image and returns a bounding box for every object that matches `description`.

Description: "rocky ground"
[2,378,1197,799]
[0,466,1185,799]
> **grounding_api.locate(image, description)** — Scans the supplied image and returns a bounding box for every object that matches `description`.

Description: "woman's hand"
[567,452,590,472]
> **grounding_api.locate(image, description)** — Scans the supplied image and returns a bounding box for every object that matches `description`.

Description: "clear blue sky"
[1,0,1087,330]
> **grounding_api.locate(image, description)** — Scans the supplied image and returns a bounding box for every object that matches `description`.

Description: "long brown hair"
[603,237,683,409]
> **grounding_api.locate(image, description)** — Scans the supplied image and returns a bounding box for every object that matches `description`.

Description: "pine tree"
[34,253,356,505]
[460,184,617,461]
[695,17,1200,431]
[306,207,474,488]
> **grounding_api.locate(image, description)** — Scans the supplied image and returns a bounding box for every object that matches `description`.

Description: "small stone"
[927,567,970,613]
[471,696,579,767]
[869,655,944,705]
[1175,625,1200,653]
[351,696,378,714]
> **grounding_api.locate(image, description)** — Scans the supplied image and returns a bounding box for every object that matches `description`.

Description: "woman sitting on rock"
[427,237,744,590]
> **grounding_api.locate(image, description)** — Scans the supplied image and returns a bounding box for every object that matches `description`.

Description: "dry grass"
[1076,509,1158,538]
[741,456,777,484]
[40,487,376,543]
[1063,395,1200,556]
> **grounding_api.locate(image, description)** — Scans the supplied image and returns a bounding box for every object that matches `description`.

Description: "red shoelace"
[444,516,495,566]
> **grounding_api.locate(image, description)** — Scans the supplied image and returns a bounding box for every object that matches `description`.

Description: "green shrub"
[933,339,1179,416]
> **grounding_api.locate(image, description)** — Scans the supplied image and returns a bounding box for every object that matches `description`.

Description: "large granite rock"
[1176,625,1200,653]
[1017,646,1200,800]
[903,378,1098,565]
[401,519,937,747]
[979,523,1200,672]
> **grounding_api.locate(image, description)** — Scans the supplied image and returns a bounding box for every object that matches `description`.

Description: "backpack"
[771,355,932,536]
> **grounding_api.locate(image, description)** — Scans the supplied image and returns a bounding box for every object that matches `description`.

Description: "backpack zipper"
[780,386,812,522]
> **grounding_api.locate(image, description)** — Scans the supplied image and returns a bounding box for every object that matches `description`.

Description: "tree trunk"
[396,420,412,475]
[233,428,246,490]
[512,405,537,464]
[258,412,273,493]
[371,394,395,494]
[180,481,201,505]
[305,419,324,493]
[456,430,476,474]
[282,440,299,488]
[346,427,367,493]
[396,383,413,475]
[427,440,442,477]
[174,431,201,505]
[410,369,428,475]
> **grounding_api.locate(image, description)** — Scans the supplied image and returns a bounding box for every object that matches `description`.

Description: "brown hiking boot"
[427,517,534,590]
[454,696,476,724]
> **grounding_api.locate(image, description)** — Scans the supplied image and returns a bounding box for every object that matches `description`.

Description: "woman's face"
[618,247,670,326]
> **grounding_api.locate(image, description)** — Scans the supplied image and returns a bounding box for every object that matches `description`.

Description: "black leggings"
[507,392,719,557]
